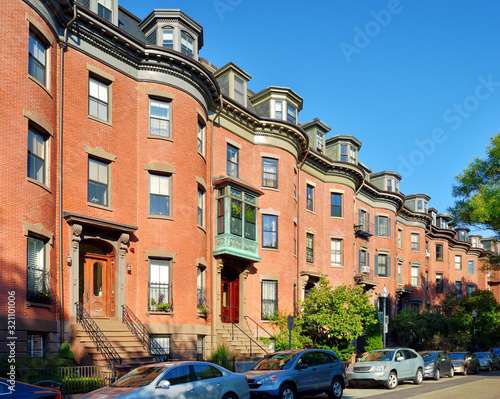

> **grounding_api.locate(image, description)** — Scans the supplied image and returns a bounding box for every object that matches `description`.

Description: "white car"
[78,361,250,399]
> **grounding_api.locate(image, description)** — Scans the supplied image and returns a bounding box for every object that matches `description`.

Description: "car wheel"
[463,365,468,376]
[386,372,398,390]
[488,363,492,372]
[449,367,454,378]
[279,384,296,399]
[433,368,440,381]
[222,394,238,399]
[413,368,423,385]
[475,364,480,374]
[327,377,343,399]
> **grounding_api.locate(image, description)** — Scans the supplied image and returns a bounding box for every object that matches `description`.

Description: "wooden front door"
[221,276,239,323]
[83,255,115,317]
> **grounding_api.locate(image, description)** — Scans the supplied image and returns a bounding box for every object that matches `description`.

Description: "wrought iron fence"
[148,282,172,311]
[0,364,115,395]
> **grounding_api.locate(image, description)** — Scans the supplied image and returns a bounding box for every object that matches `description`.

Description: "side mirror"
[296,363,308,370]
[396,356,405,362]
[157,380,171,389]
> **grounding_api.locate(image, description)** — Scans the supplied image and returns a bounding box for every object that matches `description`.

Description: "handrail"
[228,320,269,357]
[244,315,275,341]
[75,303,122,365]
[122,304,169,362]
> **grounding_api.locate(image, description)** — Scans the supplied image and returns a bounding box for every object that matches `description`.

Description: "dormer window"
[340,144,356,163]
[395,180,399,193]
[387,178,393,192]
[234,75,245,104]
[181,33,194,57]
[316,132,324,153]
[417,200,423,211]
[274,101,283,120]
[349,146,357,163]
[97,0,112,22]
[162,29,174,49]
[287,104,296,123]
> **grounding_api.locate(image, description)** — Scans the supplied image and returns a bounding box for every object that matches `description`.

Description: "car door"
[442,352,453,375]
[294,352,318,394]
[191,363,223,399]
[313,351,336,391]
[155,364,196,399]
[396,350,411,379]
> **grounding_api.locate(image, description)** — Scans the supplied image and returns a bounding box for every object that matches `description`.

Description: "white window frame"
[28,31,47,86]
[411,233,420,252]
[330,238,343,267]
[149,98,171,138]
[197,187,205,227]
[162,29,174,49]
[27,127,47,185]
[397,229,403,249]
[27,236,47,299]
[89,76,109,122]
[455,254,462,270]
[411,265,420,287]
[149,258,172,311]
[88,158,109,207]
[197,121,205,155]
[262,280,278,320]
[181,32,194,57]
[262,157,278,189]
[286,103,296,123]
[234,75,245,104]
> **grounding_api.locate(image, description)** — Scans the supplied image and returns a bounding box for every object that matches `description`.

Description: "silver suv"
[243,349,347,399]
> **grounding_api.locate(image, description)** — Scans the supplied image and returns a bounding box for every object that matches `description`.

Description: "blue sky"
[120,0,500,236]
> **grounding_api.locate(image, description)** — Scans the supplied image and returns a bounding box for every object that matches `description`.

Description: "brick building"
[1,0,498,364]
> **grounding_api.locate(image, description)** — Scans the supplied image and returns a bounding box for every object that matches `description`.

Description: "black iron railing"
[148,282,172,311]
[27,266,52,304]
[244,315,275,342]
[122,304,170,362]
[75,303,122,365]
[227,320,269,357]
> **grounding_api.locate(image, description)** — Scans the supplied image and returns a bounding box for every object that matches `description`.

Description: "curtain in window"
[262,280,277,319]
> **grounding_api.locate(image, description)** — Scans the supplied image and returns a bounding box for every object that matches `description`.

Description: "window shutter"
[375,216,379,236]
[374,255,378,276]
[358,250,362,273]
[367,253,370,267]
[367,213,370,232]
[388,217,392,237]
[358,209,362,226]
[388,256,392,278]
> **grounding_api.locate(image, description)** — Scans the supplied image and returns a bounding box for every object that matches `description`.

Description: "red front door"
[221,276,239,323]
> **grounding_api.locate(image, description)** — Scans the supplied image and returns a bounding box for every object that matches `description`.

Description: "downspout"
[209,94,223,352]
[58,4,77,345]
[353,177,364,289]
[296,147,309,315]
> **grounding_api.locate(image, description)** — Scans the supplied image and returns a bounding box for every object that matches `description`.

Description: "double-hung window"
[455,281,462,297]
[162,29,174,49]
[149,99,170,138]
[436,273,443,293]
[467,284,474,296]
[316,132,324,153]
[306,233,314,263]
[436,244,443,260]
[274,100,282,120]
[197,187,205,227]
[411,265,420,286]
[181,33,194,57]
[149,259,171,311]
[330,193,342,217]
[197,267,206,308]
[331,239,342,267]
[375,216,390,237]
[349,146,356,163]
[375,254,389,277]
[262,215,278,249]
[455,255,462,270]
[262,158,278,188]
[340,145,348,162]
[411,233,420,251]
[306,184,314,211]
[262,280,277,320]
[234,75,245,104]
[227,144,239,177]
[27,236,48,302]
[29,31,47,86]
[149,173,170,216]
[287,104,296,123]
[89,77,109,122]
[197,121,205,155]
[88,158,109,206]
[468,260,474,274]
[397,229,403,249]
[97,0,112,21]
[387,178,393,192]
[27,127,46,184]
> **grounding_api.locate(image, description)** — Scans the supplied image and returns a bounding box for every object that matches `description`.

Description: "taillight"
[54,392,62,399]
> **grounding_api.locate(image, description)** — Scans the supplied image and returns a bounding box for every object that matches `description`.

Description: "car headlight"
[371,365,386,372]
[347,365,354,372]
[257,375,278,385]
[425,362,435,369]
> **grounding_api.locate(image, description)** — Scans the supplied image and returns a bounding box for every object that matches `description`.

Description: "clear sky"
[120,0,500,236]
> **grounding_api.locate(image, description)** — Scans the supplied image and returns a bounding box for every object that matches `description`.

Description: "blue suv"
[243,349,347,399]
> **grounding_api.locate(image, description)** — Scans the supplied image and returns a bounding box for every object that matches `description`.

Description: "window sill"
[262,186,279,192]
[27,177,51,193]
[147,311,174,316]
[148,214,173,220]
[197,225,207,233]
[88,115,113,127]
[261,247,279,252]
[25,301,52,309]
[87,202,112,211]
[148,134,173,142]
[330,216,344,220]
[306,209,315,214]
[330,265,344,268]
[28,74,52,98]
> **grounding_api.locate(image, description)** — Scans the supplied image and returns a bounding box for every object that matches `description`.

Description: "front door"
[82,255,115,317]
[221,276,239,323]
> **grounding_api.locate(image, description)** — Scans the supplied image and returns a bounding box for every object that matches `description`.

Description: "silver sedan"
[78,361,250,399]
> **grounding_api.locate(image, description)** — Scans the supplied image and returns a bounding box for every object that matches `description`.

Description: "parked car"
[491,348,500,357]
[418,351,454,380]
[346,348,424,390]
[448,352,480,375]
[77,361,250,399]
[475,352,500,371]
[243,349,347,399]
[0,377,61,398]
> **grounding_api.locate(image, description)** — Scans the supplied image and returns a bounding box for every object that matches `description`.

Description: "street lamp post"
[380,285,390,349]
[472,310,477,351]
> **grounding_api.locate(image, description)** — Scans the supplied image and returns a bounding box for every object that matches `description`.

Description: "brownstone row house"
[1,0,499,365]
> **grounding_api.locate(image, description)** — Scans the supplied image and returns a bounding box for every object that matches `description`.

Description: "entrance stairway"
[72,317,155,370]
[216,323,270,361]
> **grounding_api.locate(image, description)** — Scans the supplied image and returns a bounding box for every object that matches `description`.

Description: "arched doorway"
[221,267,239,323]
[79,240,115,318]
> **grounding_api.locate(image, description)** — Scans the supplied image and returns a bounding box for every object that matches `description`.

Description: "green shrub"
[62,377,106,394]
[210,343,234,371]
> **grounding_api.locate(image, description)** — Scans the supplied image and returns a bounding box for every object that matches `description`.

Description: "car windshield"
[252,353,297,370]
[112,366,167,387]
[475,353,489,359]
[420,352,437,360]
[448,353,466,360]
[360,350,394,362]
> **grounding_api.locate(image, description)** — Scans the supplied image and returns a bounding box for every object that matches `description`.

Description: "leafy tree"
[301,279,378,360]
[264,310,312,351]
[449,133,500,269]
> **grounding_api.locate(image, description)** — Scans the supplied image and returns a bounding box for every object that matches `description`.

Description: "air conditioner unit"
[361,266,370,274]
[425,252,431,258]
